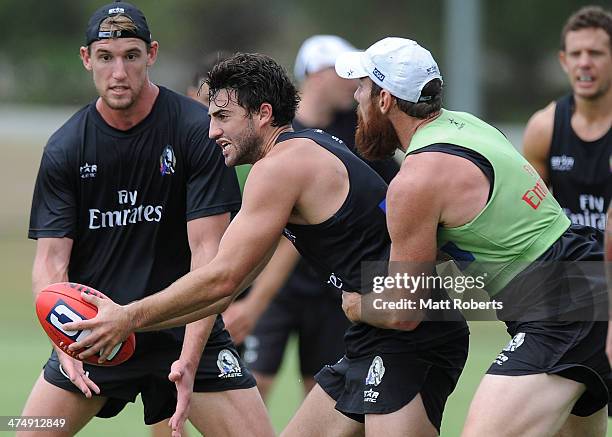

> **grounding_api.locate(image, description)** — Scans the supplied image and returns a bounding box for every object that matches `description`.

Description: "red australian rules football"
[35,282,136,366]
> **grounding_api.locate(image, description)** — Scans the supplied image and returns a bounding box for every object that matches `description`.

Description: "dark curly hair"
[561,6,612,51]
[207,53,300,127]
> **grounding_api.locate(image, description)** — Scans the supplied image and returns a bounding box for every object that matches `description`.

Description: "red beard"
[355,104,400,161]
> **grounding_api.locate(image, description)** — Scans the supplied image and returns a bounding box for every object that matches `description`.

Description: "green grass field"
[1,141,610,436]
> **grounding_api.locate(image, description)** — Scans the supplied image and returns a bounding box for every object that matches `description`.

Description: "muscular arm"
[344,151,489,330]
[66,158,304,357]
[140,243,278,331]
[355,159,440,330]
[522,103,555,185]
[32,238,73,296]
[131,160,300,327]
[33,238,102,396]
[222,237,300,344]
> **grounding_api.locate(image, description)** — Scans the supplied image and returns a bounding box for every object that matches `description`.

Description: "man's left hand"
[168,359,195,437]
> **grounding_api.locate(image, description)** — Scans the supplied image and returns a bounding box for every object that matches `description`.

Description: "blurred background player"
[222,35,400,401]
[523,5,612,230]
[186,51,230,105]
[292,35,400,180]
[22,2,273,437]
[523,6,612,418]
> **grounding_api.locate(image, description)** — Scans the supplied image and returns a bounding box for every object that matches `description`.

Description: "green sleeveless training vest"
[406,109,570,296]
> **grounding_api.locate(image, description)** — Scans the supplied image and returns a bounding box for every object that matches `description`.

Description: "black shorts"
[315,330,469,432]
[487,319,611,417]
[487,225,610,417]
[43,327,256,425]
[243,291,349,376]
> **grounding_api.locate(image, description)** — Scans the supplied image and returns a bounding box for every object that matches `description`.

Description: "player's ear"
[378,89,394,115]
[558,50,569,74]
[146,41,159,67]
[257,102,273,126]
[80,46,93,71]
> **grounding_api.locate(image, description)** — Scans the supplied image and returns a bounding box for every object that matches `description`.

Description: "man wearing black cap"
[22,2,273,436]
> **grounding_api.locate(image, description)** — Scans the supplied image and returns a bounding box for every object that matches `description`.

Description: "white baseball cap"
[294,35,357,82]
[335,37,442,103]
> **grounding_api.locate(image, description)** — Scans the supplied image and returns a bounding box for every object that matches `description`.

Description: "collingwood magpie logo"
[364,356,385,403]
[365,356,385,386]
[502,332,525,352]
[160,145,176,175]
[495,332,525,366]
[217,349,243,379]
[80,162,97,179]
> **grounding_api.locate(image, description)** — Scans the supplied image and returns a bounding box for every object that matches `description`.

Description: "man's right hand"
[56,345,100,398]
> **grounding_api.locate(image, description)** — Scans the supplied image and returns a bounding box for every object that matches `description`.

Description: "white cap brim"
[335,51,368,79]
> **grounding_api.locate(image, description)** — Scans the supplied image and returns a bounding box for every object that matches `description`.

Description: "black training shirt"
[280,129,467,356]
[29,86,241,342]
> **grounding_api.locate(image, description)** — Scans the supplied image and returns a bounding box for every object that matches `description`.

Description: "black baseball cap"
[85,1,151,46]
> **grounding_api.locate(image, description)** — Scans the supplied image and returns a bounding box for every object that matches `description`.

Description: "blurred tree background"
[0,0,608,122]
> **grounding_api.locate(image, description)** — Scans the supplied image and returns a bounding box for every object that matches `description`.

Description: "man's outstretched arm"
[65,158,302,360]
[223,237,300,345]
[343,155,441,330]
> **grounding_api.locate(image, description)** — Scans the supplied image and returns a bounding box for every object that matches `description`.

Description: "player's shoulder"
[386,160,439,222]
[43,104,93,167]
[524,102,556,138]
[241,156,299,206]
[397,152,442,188]
[281,129,352,158]
[279,134,320,150]
[526,101,556,128]
[398,151,467,205]
[523,101,556,155]
[249,138,312,182]
[275,134,339,170]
